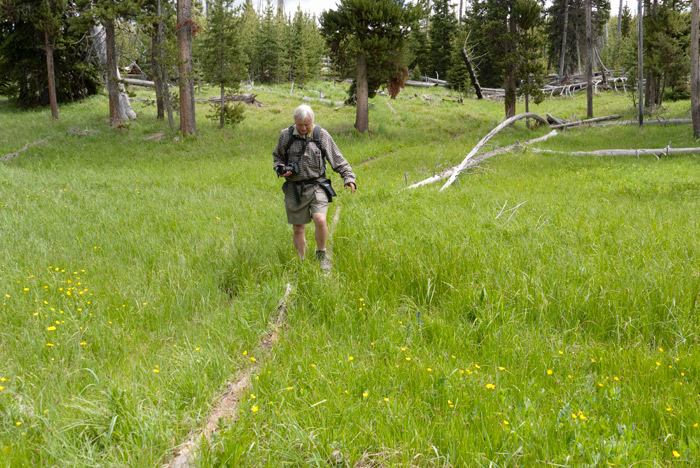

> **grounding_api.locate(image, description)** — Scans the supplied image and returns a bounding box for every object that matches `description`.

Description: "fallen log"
[3,136,51,161]
[196,94,263,106]
[600,118,691,126]
[423,77,448,86]
[407,130,559,189]
[441,112,551,191]
[529,145,700,157]
[406,80,437,88]
[549,114,621,129]
[123,77,156,88]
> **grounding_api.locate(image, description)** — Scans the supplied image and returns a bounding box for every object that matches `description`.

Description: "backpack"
[282,124,328,164]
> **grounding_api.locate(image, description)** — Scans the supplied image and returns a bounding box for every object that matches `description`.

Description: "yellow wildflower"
[672,450,680,458]
[251,405,259,413]
[485,383,495,390]
[547,369,553,375]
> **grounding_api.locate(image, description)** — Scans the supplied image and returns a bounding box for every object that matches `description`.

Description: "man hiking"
[272,104,356,271]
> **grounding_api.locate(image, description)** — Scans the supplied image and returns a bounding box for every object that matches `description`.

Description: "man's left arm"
[322,131,356,192]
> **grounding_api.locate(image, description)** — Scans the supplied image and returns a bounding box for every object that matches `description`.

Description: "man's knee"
[293,224,306,235]
[312,213,327,226]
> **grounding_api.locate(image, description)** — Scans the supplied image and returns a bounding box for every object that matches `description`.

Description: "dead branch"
[599,118,691,126]
[440,113,551,191]
[406,130,558,189]
[549,114,621,129]
[385,98,397,115]
[3,136,51,161]
[528,145,700,157]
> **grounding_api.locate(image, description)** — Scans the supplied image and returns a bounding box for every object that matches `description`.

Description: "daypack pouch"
[319,179,337,202]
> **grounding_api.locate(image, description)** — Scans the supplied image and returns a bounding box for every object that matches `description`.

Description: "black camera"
[276,161,299,176]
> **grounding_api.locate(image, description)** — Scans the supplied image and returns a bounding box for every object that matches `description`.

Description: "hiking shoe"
[316,249,331,272]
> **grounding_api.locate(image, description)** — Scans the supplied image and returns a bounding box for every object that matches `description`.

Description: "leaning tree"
[321,0,421,134]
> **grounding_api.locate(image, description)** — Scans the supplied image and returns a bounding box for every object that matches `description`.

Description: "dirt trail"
[163,205,343,467]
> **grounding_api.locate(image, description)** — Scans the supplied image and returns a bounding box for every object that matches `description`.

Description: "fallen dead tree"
[600,118,692,126]
[3,136,51,161]
[441,112,550,191]
[196,94,263,107]
[550,114,621,129]
[529,145,700,158]
[405,80,438,88]
[407,130,559,189]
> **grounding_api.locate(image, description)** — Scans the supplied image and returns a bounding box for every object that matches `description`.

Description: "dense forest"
[1,0,699,131]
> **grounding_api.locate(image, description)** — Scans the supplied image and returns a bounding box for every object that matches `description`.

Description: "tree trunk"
[93,22,137,126]
[355,53,369,134]
[44,30,58,119]
[617,0,623,38]
[461,47,483,99]
[504,12,517,118]
[151,33,165,119]
[220,83,225,129]
[559,0,569,79]
[638,0,644,126]
[459,0,463,31]
[177,0,198,135]
[157,0,175,129]
[586,0,593,118]
[575,30,582,75]
[105,19,121,127]
[691,0,700,137]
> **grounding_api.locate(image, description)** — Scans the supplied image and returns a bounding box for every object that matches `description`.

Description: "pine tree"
[321,0,421,133]
[199,0,247,128]
[255,1,280,82]
[427,0,457,80]
[0,1,100,108]
[239,0,259,80]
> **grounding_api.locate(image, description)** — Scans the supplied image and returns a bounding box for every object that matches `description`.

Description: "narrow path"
[162,206,344,467]
[163,284,292,468]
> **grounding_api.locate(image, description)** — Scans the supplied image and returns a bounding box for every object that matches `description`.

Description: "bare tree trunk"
[586,0,593,118]
[644,0,655,109]
[461,46,483,99]
[157,0,174,128]
[220,83,225,129]
[105,19,121,127]
[151,33,165,119]
[92,22,137,126]
[691,0,700,137]
[504,12,517,118]
[559,0,570,79]
[638,0,644,126]
[177,0,198,135]
[575,30,582,75]
[459,0,463,31]
[617,0,623,38]
[355,53,369,134]
[44,30,58,119]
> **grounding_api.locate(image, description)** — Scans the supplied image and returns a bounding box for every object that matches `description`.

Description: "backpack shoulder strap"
[311,125,327,161]
[282,125,296,161]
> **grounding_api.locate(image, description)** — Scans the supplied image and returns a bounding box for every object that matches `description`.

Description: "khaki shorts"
[285,185,329,224]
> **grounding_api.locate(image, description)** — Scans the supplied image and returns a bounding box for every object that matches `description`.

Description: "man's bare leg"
[312,213,328,251]
[293,224,306,259]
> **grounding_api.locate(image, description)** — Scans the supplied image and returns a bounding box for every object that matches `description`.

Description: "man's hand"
[276,164,292,178]
[344,182,356,193]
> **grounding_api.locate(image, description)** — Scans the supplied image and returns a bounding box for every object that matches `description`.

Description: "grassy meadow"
[1,83,699,467]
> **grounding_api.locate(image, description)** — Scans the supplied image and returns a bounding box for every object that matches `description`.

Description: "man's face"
[295,116,313,135]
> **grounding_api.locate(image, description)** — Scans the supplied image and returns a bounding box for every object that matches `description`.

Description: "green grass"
[1,84,699,467]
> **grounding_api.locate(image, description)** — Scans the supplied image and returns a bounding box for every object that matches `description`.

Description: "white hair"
[293,104,314,123]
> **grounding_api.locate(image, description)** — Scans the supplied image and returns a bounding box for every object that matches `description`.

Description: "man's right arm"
[272,130,286,171]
